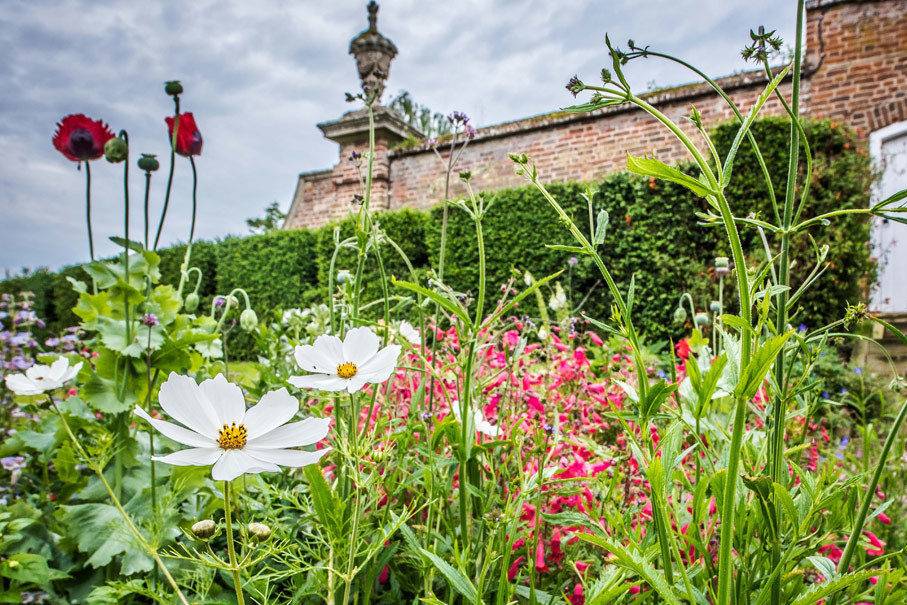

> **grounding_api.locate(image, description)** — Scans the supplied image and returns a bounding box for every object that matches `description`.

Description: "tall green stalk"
[767,5,805,604]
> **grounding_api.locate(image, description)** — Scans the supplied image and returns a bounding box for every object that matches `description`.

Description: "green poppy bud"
[709,300,721,313]
[137,153,160,172]
[104,137,128,163]
[336,269,351,284]
[191,519,216,539]
[164,80,183,96]
[694,312,710,327]
[247,522,271,541]
[184,292,200,313]
[673,306,687,325]
[240,308,259,332]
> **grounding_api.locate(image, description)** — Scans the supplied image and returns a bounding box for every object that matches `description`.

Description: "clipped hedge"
[313,208,431,312]
[2,118,872,354]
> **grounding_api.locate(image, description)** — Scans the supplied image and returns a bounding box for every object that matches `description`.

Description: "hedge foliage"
[2,118,872,355]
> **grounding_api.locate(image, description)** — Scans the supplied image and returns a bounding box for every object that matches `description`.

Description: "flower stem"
[188,156,198,245]
[223,481,245,605]
[143,171,152,250]
[48,398,189,605]
[154,97,180,250]
[84,161,95,262]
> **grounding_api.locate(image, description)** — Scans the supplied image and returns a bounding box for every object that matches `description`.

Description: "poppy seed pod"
[183,292,200,313]
[240,308,258,332]
[103,137,128,163]
[247,522,271,541]
[709,300,721,313]
[191,519,216,539]
[714,256,730,277]
[694,312,710,327]
[336,269,351,284]
[673,306,687,325]
[164,80,183,96]
[137,153,160,172]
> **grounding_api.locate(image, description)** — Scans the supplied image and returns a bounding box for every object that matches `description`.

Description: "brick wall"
[285,0,907,230]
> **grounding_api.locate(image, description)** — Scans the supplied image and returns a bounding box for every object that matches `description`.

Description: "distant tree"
[246,202,287,234]
[389,90,452,139]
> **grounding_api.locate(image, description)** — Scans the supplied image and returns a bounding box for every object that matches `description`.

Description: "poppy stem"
[143,171,152,249]
[188,155,198,245]
[153,96,180,251]
[84,161,95,262]
[121,131,131,345]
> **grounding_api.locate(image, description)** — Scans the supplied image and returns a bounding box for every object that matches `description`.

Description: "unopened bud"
[673,307,688,325]
[336,269,351,284]
[191,519,216,539]
[694,312,710,327]
[104,137,128,163]
[709,300,721,313]
[184,292,200,313]
[247,522,271,541]
[240,308,258,332]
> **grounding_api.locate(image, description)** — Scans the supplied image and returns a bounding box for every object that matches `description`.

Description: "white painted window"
[869,120,907,313]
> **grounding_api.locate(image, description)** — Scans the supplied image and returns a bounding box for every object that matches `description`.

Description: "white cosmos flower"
[4,357,82,395]
[289,327,401,394]
[451,404,501,438]
[134,373,330,481]
[398,321,421,345]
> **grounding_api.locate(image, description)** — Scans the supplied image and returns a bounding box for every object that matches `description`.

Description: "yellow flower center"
[217,423,247,450]
[336,362,358,379]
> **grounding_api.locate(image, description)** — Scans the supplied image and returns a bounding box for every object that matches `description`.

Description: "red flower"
[675,338,691,360]
[52,114,114,161]
[165,112,203,156]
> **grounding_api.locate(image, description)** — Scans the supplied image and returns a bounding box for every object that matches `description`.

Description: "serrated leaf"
[60,503,152,576]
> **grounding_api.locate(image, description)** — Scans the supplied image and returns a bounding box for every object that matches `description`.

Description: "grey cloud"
[0,0,794,273]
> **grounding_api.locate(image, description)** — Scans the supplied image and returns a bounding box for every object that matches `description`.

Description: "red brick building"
[285,0,907,312]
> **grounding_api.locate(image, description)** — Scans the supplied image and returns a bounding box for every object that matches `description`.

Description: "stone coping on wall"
[389,64,809,159]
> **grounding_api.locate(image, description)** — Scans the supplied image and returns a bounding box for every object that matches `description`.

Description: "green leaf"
[0,553,67,587]
[513,584,558,604]
[303,465,340,538]
[736,331,793,400]
[576,534,681,605]
[626,154,716,198]
[59,503,152,576]
[418,548,478,603]
[789,570,876,605]
[482,270,564,329]
[392,277,472,327]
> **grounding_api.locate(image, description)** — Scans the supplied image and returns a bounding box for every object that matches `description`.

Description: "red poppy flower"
[165,112,203,156]
[52,114,114,162]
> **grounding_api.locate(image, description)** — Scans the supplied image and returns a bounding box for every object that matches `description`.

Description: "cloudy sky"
[0,0,796,274]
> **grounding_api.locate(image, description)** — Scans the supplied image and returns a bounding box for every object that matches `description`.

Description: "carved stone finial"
[349,1,397,102]
[367,1,378,31]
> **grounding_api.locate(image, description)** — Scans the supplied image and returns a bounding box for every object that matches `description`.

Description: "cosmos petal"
[245,447,331,468]
[247,417,331,448]
[243,387,299,439]
[152,447,223,467]
[342,327,380,365]
[133,406,217,448]
[199,374,246,425]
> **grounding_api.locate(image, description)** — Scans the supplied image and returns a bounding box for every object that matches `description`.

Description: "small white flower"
[451,404,500,437]
[398,321,421,345]
[134,373,330,481]
[4,357,82,395]
[548,283,567,312]
[289,327,400,394]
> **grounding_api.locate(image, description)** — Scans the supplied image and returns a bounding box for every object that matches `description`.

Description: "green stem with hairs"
[223,481,245,605]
